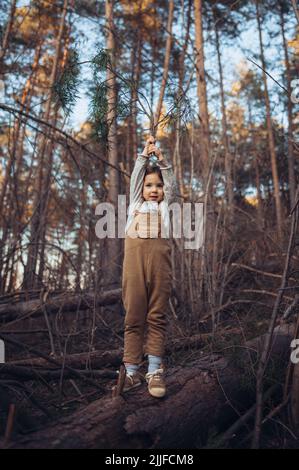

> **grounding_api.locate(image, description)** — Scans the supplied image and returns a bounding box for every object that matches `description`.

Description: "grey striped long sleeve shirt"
[125,154,177,237]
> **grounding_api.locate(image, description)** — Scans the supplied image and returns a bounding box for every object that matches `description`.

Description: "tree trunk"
[4,333,208,371]
[0,0,17,66]
[3,323,295,449]
[174,0,191,198]
[23,0,69,289]
[291,0,299,24]
[0,2,33,211]
[0,40,43,293]
[194,0,210,182]
[254,153,264,228]
[0,288,122,323]
[255,0,283,240]
[250,109,264,228]
[127,22,142,170]
[132,32,142,161]
[280,5,296,208]
[103,0,121,290]
[194,0,214,310]
[37,32,71,285]
[154,0,175,129]
[214,11,234,220]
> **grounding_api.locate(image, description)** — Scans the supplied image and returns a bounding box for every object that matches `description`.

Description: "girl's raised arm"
[129,136,155,205]
[159,159,177,205]
[129,154,148,205]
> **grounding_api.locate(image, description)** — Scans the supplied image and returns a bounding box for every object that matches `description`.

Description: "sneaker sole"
[123,381,143,393]
[148,388,166,398]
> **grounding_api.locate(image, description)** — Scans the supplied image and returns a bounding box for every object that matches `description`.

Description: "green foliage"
[91,49,111,75]
[89,81,109,141]
[89,48,132,141]
[165,89,194,130]
[89,48,110,141]
[53,49,81,116]
[116,80,132,119]
[53,44,191,141]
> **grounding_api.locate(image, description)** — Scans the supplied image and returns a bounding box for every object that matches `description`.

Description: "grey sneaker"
[145,368,166,398]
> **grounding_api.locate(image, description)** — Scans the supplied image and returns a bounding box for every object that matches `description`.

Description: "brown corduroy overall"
[122,211,172,364]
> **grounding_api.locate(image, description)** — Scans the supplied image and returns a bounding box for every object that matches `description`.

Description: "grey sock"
[124,363,139,376]
[147,355,162,374]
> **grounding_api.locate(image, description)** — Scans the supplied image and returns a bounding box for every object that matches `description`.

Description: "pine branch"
[53,49,81,115]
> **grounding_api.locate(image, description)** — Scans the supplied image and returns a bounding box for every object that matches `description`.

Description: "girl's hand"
[141,135,155,157]
[141,136,163,161]
[148,144,163,161]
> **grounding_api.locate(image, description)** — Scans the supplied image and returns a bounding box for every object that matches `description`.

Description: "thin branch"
[0,103,130,177]
[0,334,105,392]
[247,57,288,94]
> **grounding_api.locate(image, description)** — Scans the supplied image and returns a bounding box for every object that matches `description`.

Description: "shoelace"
[147,368,164,381]
[126,373,137,384]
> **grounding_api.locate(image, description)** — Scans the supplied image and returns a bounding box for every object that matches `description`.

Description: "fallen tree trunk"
[3,323,296,449]
[0,289,122,323]
[7,355,234,449]
[0,364,117,381]
[5,334,207,371]
[7,349,123,371]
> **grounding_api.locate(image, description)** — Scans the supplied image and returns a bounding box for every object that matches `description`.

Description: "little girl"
[120,135,176,398]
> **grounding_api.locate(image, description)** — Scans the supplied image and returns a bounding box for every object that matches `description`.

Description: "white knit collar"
[139,200,160,212]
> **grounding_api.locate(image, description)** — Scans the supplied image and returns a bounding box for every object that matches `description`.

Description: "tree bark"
[194,0,215,311]
[154,0,175,129]
[0,40,43,294]
[280,4,296,208]
[174,0,191,198]
[291,0,299,25]
[103,0,121,290]
[255,0,283,240]
[214,10,234,220]
[4,333,207,370]
[0,0,17,66]
[194,0,210,182]
[37,31,71,285]
[23,0,69,289]
[250,111,264,228]
[254,153,264,228]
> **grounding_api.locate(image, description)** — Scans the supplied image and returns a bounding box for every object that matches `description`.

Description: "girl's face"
[142,173,164,202]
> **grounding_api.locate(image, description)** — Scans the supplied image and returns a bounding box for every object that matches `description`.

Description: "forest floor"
[1,296,298,449]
